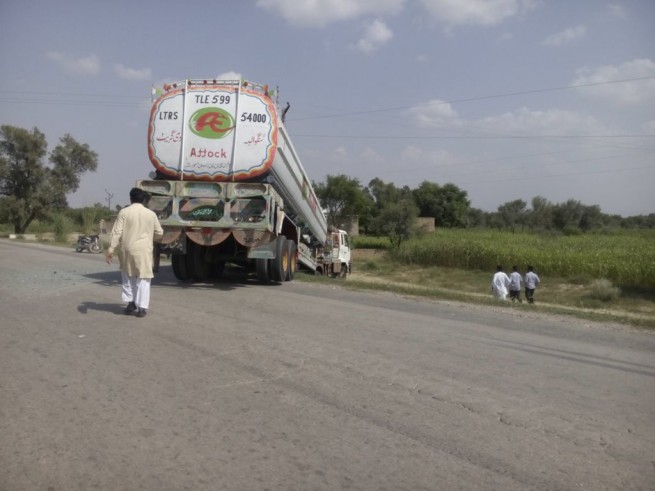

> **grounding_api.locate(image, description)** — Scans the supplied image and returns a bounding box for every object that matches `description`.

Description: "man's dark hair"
[129,187,147,204]
[527,265,534,272]
[496,265,503,272]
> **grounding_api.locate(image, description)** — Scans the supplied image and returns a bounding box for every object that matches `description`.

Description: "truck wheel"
[212,261,226,279]
[255,258,270,282]
[270,236,287,283]
[338,263,348,279]
[285,242,297,281]
[171,254,189,281]
[186,240,209,282]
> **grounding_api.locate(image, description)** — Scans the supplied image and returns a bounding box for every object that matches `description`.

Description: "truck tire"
[285,242,297,281]
[338,263,348,279]
[186,240,209,282]
[270,236,287,282]
[255,258,270,282]
[212,261,226,279]
[171,254,189,281]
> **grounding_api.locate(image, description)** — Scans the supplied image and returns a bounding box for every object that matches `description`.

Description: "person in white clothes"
[524,265,541,304]
[508,265,523,303]
[106,188,164,317]
[491,265,511,300]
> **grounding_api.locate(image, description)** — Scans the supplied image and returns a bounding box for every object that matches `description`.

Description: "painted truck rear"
[138,79,351,282]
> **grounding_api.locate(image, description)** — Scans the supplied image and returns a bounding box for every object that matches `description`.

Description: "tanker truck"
[136,79,351,283]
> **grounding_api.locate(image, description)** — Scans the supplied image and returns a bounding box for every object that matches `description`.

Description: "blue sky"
[1,0,654,216]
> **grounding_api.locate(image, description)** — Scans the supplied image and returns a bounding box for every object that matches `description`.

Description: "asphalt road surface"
[1,239,654,491]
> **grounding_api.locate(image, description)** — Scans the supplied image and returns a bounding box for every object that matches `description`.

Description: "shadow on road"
[82,265,273,292]
[77,301,125,315]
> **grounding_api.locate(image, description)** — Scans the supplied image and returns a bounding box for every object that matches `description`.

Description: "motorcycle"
[75,234,104,254]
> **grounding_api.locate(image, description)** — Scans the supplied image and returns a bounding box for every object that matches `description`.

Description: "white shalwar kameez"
[492,271,511,300]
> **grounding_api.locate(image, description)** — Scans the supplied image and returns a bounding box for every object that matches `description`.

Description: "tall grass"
[388,229,655,288]
[352,235,389,250]
[81,207,98,234]
[52,213,74,242]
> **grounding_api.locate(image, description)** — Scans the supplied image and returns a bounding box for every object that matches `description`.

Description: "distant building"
[417,217,436,233]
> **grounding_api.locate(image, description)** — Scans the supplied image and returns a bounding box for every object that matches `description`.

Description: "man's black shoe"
[124,302,137,314]
[136,309,147,318]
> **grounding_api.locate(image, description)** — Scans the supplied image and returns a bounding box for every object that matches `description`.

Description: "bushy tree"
[371,198,419,248]
[0,125,98,233]
[413,181,470,228]
[527,196,553,231]
[314,174,372,229]
[497,199,527,232]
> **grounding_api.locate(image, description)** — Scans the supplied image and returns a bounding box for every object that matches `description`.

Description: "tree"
[497,199,527,232]
[527,196,553,231]
[0,125,98,233]
[552,199,584,232]
[371,198,419,248]
[578,204,603,232]
[367,177,411,211]
[314,174,372,229]
[413,181,470,228]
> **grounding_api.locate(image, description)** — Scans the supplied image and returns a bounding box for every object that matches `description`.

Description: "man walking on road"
[508,265,523,303]
[492,265,511,301]
[525,265,541,304]
[106,188,163,317]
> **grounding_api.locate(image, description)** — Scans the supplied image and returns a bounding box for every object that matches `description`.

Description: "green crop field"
[381,229,655,289]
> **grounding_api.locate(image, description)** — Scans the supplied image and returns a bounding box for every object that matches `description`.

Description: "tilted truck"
[136,79,351,282]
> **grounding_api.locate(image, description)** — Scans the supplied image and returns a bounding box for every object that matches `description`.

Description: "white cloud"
[417,0,538,27]
[573,58,655,106]
[114,64,152,81]
[256,0,404,27]
[476,107,608,135]
[541,25,587,46]
[400,145,456,168]
[46,51,100,75]
[355,19,393,53]
[407,100,461,128]
[607,3,627,20]
[216,71,242,81]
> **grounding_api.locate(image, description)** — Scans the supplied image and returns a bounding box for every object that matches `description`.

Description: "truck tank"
[146,79,328,245]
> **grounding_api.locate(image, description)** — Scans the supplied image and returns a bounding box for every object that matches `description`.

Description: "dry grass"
[336,249,655,329]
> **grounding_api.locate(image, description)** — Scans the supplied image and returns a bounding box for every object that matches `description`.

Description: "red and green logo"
[189,107,234,139]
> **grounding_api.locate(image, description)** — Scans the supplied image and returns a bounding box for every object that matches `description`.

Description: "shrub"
[53,213,74,242]
[82,207,98,235]
[588,279,621,302]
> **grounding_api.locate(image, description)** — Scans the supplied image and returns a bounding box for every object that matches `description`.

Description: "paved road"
[1,239,654,490]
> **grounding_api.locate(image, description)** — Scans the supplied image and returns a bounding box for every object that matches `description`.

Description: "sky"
[1,0,654,216]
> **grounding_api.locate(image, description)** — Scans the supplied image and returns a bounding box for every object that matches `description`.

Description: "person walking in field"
[492,265,511,300]
[524,265,541,304]
[106,188,164,317]
[508,265,523,303]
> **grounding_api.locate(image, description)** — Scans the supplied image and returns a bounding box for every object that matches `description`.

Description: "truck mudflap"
[233,229,275,250]
[185,228,231,246]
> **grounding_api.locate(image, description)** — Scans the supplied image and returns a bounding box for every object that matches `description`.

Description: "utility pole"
[104,189,114,211]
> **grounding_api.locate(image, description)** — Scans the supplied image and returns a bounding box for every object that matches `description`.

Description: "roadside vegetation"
[329,231,655,329]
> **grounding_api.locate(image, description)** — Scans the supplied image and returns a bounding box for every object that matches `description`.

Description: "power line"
[290,75,655,121]
[0,75,653,118]
[293,133,654,140]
